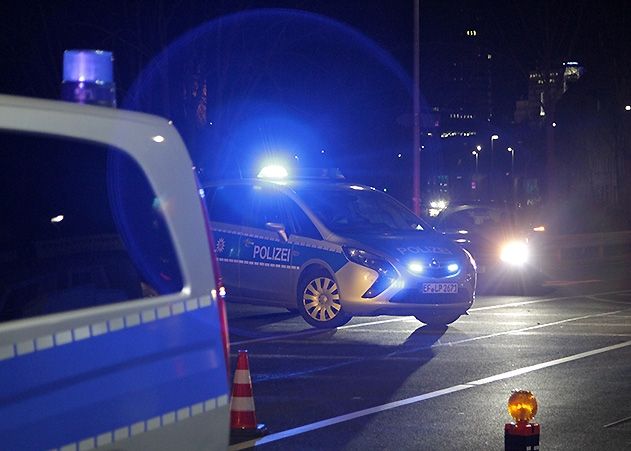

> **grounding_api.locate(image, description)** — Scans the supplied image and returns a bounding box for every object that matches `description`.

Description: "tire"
[297,268,351,328]
[414,311,462,327]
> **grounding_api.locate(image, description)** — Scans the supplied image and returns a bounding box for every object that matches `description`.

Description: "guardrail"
[539,230,631,264]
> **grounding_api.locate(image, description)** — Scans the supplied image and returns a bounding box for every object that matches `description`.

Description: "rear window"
[205,184,321,239]
[0,131,183,322]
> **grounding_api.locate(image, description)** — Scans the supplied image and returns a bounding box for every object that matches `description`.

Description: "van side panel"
[0,297,228,450]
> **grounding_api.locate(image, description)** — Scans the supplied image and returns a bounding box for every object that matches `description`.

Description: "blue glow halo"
[125,8,426,184]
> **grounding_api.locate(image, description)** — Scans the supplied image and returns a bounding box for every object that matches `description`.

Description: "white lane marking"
[231,317,411,346]
[586,295,631,306]
[466,341,631,386]
[471,289,631,312]
[545,279,602,286]
[388,310,625,358]
[228,340,631,450]
[603,415,631,428]
[236,311,631,363]
[229,289,631,347]
[232,308,627,352]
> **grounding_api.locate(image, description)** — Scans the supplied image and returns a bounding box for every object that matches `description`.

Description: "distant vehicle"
[202,172,477,328]
[0,92,230,449]
[431,203,546,293]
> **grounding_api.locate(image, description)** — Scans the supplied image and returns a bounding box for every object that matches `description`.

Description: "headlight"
[343,246,398,298]
[343,247,396,276]
[499,240,530,266]
[407,262,425,274]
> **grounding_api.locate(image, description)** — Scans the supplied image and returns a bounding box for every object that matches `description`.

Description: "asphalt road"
[225,265,631,450]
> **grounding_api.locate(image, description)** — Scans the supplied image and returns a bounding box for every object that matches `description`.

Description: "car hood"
[337,230,465,263]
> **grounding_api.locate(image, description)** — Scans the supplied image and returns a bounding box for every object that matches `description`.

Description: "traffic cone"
[230,350,268,442]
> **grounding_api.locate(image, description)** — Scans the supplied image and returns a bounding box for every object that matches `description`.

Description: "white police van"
[0,51,230,450]
[203,172,477,328]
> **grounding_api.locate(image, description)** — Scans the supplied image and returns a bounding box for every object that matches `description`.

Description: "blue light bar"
[63,50,113,84]
[61,49,116,107]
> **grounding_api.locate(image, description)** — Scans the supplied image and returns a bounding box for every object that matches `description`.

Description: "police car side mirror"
[266,222,288,242]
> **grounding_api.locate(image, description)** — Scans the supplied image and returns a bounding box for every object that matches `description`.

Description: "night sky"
[2,2,626,103]
[1,1,629,197]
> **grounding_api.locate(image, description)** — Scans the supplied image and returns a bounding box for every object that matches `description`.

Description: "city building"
[514,61,584,126]
[420,16,494,204]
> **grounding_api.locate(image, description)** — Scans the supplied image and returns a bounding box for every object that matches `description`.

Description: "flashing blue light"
[61,49,116,107]
[258,165,288,179]
[123,9,416,177]
[63,50,113,83]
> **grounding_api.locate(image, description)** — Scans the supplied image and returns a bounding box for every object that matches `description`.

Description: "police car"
[203,171,477,328]
[0,51,230,450]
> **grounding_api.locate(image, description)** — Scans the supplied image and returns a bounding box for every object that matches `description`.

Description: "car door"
[238,184,296,304]
[205,184,251,298]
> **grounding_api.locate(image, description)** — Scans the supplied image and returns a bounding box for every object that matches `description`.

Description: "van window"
[0,131,183,322]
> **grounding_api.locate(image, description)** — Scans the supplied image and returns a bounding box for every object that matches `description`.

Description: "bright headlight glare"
[500,240,530,265]
[408,262,424,274]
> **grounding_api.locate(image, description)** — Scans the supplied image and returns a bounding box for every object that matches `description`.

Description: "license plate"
[423,283,458,294]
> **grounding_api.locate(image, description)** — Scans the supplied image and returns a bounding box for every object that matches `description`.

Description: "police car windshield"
[293,185,426,233]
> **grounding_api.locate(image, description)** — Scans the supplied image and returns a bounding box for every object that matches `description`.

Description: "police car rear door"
[238,184,295,304]
[204,184,250,298]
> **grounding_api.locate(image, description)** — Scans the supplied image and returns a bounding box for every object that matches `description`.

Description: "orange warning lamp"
[507,390,538,423]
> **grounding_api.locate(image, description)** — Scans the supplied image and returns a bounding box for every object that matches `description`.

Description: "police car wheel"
[414,312,461,326]
[298,269,351,328]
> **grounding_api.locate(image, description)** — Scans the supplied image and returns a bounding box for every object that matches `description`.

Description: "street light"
[472,149,480,173]
[490,135,499,199]
[507,147,516,205]
[507,147,514,174]
[491,135,499,153]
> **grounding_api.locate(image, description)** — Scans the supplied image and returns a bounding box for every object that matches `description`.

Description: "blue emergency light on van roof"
[63,50,113,84]
[61,49,117,108]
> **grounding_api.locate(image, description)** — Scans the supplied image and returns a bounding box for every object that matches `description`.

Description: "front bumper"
[335,261,476,317]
